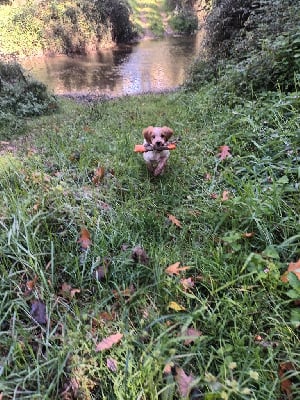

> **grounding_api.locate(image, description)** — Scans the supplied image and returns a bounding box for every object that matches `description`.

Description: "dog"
[142,126,174,176]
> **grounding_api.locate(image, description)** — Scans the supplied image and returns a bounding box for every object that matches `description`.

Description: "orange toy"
[134,143,177,153]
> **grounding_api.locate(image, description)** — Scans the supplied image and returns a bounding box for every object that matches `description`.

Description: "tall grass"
[0,86,299,399]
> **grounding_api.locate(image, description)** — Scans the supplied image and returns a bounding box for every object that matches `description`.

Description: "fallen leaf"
[204,173,212,181]
[279,362,295,400]
[94,265,109,280]
[242,232,255,238]
[218,145,232,160]
[168,214,182,228]
[33,203,40,212]
[31,172,51,184]
[163,363,173,375]
[71,288,81,298]
[210,193,218,199]
[30,299,47,324]
[60,283,81,298]
[112,285,135,299]
[98,312,115,322]
[26,275,38,291]
[174,367,195,398]
[61,377,79,400]
[168,301,186,312]
[182,328,202,345]
[180,277,195,291]
[131,246,149,265]
[69,151,81,162]
[78,227,92,250]
[165,262,190,276]
[221,190,230,201]
[95,332,123,352]
[281,259,300,283]
[92,166,105,185]
[107,357,118,372]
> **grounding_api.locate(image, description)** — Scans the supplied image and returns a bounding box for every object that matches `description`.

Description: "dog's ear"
[143,126,154,143]
[162,126,173,140]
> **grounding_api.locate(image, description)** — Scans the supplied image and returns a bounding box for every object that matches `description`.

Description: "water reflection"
[21,32,203,97]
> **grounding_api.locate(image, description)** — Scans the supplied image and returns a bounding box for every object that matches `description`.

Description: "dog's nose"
[156,141,162,147]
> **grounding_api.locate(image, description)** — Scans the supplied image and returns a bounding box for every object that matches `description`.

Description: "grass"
[0,85,299,399]
[129,0,169,37]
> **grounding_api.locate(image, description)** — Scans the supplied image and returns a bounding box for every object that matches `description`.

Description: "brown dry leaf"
[174,367,195,398]
[31,172,51,184]
[94,265,109,280]
[60,377,80,400]
[26,275,38,291]
[163,363,173,375]
[165,262,190,276]
[281,259,300,283]
[33,203,40,212]
[168,301,186,312]
[182,328,202,345]
[180,277,195,291]
[204,173,212,181]
[70,289,81,298]
[107,357,118,372]
[95,332,123,352]
[83,126,94,133]
[242,232,255,238]
[210,193,218,199]
[61,282,72,293]
[112,285,135,299]
[218,145,232,160]
[279,362,295,400]
[168,214,182,228]
[60,283,81,298]
[30,299,47,325]
[78,227,92,250]
[131,246,149,265]
[92,166,105,185]
[98,312,115,322]
[221,190,230,201]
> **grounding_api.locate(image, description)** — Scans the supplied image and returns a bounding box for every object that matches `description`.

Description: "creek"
[21,32,203,97]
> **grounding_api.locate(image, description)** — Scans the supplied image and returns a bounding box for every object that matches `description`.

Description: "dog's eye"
[152,135,155,139]
[161,134,165,138]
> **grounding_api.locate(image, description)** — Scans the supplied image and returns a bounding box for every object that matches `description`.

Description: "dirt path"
[137,0,174,39]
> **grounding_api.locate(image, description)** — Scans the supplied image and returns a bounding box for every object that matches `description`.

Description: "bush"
[0,61,57,138]
[188,0,300,94]
[169,9,198,34]
[0,0,135,57]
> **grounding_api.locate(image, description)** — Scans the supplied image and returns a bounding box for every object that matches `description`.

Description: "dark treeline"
[188,0,300,94]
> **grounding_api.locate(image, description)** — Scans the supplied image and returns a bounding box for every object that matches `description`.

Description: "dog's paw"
[154,166,164,176]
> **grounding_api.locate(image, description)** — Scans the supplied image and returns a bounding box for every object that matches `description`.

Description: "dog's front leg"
[154,158,167,176]
[146,162,155,174]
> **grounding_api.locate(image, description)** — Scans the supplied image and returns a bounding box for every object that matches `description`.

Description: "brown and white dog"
[142,126,173,176]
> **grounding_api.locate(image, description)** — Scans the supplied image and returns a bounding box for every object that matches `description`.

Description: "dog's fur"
[142,126,173,176]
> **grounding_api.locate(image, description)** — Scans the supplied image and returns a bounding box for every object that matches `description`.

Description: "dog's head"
[143,126,173,148]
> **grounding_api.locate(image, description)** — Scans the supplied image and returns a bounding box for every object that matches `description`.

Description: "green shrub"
[169,9,198,34]
[188,0,300,94]
[0,61,58,138]
[0,0,136,57]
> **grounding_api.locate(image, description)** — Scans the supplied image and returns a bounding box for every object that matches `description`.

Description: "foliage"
[0,61,57,138]
[0,83,299,398]
[188,0,300,94]
[169,8,198,34]
[0,0,135,57]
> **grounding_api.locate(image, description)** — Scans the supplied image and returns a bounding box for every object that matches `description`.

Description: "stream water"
[21,32,203,97]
